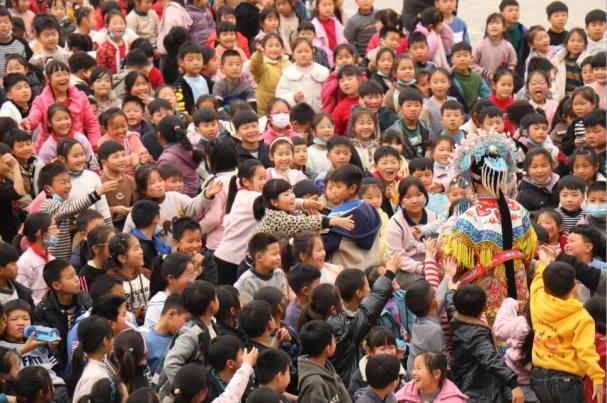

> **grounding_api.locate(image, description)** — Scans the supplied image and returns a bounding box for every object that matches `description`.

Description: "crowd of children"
[0,0,603,401]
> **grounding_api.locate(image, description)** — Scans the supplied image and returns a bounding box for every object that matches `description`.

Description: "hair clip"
[127,347,134,353]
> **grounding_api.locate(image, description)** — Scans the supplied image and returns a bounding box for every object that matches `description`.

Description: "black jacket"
[32,291,92,376]
[235,2,260,51]
[516,179,558,213]
[327,272,394,386]
[10,280,35,308]
[449,313,518,402]
[235,141,273,168]
[557,253,606,297]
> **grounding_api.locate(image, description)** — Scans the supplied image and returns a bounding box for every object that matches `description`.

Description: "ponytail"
[149,252,191,297]
[12,212,52,252]
[111,329,146,393]
[226,159,265,214]
[157,116,203,164]
[81,225,117,268]
[297,283,340,331]
[76,377,126,403]
[280,231,318,273]
[172,363,208,403]
[107,233,134,270]
[253,179,292,220]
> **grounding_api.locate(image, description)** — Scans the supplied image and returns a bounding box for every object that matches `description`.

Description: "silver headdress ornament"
[448,129,517,196]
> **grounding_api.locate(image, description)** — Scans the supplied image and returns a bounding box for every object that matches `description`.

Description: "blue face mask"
[397,78,416,87]
[51,194,64,202]
[587,203,607,218]
[526,136,547,147]
[154,225,163,236]
[44,235,59,248]
[313,137,327,146]
[529,175,552,187]
[377,71,388,78]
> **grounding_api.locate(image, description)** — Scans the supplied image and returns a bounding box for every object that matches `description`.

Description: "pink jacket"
[156,2,192,55]
[493,297,532,385]
[260,125,301,145]
[385,209,437,273]
[30,85,101,152]
[98,132,147,175]
[311,16,347,68]
[414,23,454,69]
[396,379,468,403]
[198,170,236,251]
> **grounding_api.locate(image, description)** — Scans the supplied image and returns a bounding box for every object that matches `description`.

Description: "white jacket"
[275,63,329,113]
[551,47,589,101]
[0,100,23,124]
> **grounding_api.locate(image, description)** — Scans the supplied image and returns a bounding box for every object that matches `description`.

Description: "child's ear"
[229,307,238,317]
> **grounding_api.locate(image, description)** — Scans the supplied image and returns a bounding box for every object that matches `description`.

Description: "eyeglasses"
[529,80,547,86]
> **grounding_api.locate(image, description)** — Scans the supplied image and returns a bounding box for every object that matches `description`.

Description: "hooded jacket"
[348,354,406,398]
[157,143,202,197]
[516,174,559,213]
[297,356,352,403]
[30,85,101,152]
[311,16,347,68]
[249,51,291,116]
[322,199,382,269]
[395,379,468,403]
[275,62,329,113]
[530,262,605,383]
[328,273,394,386]
[354,387,397,403]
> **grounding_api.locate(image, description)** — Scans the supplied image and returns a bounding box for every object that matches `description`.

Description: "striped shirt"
[556,206,588,234]
[0,37,32,78]
[565,55,583,96]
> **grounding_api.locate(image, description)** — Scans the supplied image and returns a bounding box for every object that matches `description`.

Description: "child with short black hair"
[233,109,272,168]
[583,108,607,158]
[580,181,607,237]
[298,320,352,403]
[68,51,96,94]
[30,13,69,68]
[388,88,429,159]
[98,141,135,227]
[585,9,606,56]
[234,233,287,305]
[450,284,524,402]
[530,250,605,403]
[153,281,219,399]
[546,1,569,48]
[566,224,606,273]
[556,175,588,232]
[0,73,31,124]
[205,334,254,401]
[256,348,292,400]
[290,102,315,139]
[372,146,402,217]
[359,80,397,133]
[130,199,171,270]
[171,216,218,284]
[214,49,256,113]
[439,100,466,144]
[239,300,287,353]
[354,354,400,403]
[174,42,209,117]
[450,42,491,113]
[0,242,34,306]
[297,21,330,69]
[32,259,92,378]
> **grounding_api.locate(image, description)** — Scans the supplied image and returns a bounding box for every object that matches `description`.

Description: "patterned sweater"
[234,267,288,305]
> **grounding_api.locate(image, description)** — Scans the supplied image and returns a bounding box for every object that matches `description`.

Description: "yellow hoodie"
[531,262,605,384]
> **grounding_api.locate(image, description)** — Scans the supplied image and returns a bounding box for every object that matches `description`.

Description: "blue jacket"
[322,200,381,256]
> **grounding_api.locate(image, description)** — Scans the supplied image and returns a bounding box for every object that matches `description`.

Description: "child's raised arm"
[211,347,258,403]
[45,180,119,223]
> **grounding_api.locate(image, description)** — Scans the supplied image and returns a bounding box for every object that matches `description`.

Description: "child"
[500,0,526,57]
[171,217,218,284]
[215,286,245,340]
[472,13,517,82]
[408,32,434,72]
[79,225,117,292]
[291,137,308,174]
[38,163,117,260]
[235,0,259,47]
[282,231,343,285]
[530,250,605,403]
[142,294,189,374]
[95,11,129,75]
[369,48,395,93]
[583,296,607,402]
[311,0,347,67]
[305,113,333,180]
[585,9,607,56]
[516,113,559,163]
[266,138,307,185]
[581,181,607,237]
[561,88,598,155]
[571,147,605,188]
[213,50,256,113]
[450,42,491,113]
[0,73,30,124]
[414,7,453,70]
[359,178,389,262]
[516,148,559,212]
[315,136,354,193]
[450,285,525,401]
[372,146,402,217]
[28,60,101,152]
[420,68,454,138]
[556,174,588,232]
[552,29,589,100]
[0,300,68,401]
[0,242,34,307]
[29,14,70,69]
[173,42,208,117]
[109,330,148,392]
[153,280,218,398]
[583,108,607,164]
[590,52,606,109]
[566,224,606,273]
[436,0,468,44]
[276,38,329,113]
[184,0,214,47]
[0,144,24,241]
[251,7,282,51]
[255,348,292,399]
[130,200,171,272]
[100,107,152,172]
[439,100,466,143]
[250,34,290,117]
[397,351,468,402]
[232,109,273,168]
[276,0,299,50]
[349,108,378,171]
[69,315,115,401]
[388,88,429,160]
[344,0,375,56]
[234,233,287,305]
[98,141,135,227]
[32,259,91,377]
[9,0,35,41]
[332,65,363,135]
[383,55,417,114]
[360,80,398,133]
[297,320,351,403]
[526,71,558,125]
[126,0,159,47]
[545,1,568,48]
[261,97,299,145]
[67,51,95,95]
[581,56,595,84]
[296,21,330,69]
[0,8,31,79]
[90,68,121,117]
[205,335,253,401]
[385,176,438,278]
[429,135,455,193]
[365,9,407,55]
[366,26,401,71]
[320,44,357,114]
[285,264,321,330]
[353,354,399,403]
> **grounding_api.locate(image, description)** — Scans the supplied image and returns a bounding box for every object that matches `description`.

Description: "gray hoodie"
[297,356,352,403]
[353,386,397,403]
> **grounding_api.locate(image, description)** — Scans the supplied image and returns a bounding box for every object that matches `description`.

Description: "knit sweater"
[234,266,288,305]
[453,69,488,111]
[126,10,159,48]
[344,8,376,56]
[471,37,517,80]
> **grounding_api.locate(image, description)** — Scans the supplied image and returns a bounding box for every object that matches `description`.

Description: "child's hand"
[96,179,120,195]
[243,347,259,367]
[302,199,323,212]
[270,328,291,348]
[130,153,140,167]
[1,153,17,168]
[444,256,458,279]
[574,137,586,147]
[22,119,31,133]
[329,216,355,231]
[593,383,603,403]
[447,278,460,291]
[193,252,204,274]
[538,245,557,266]
[139,150,154,164]
[386,252,401,274]
[424,238,437,260]
[511,386,525,403]
[428,182,444,193]
[204,180,223,198]
[412,226,423,240]
[255,43,264,54]
[22,332,49,354]
[294,92,305,102]
[111,206,131,220]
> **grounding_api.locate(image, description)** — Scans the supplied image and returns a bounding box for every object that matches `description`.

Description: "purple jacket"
[185,4,215,47]
[157,143,201,197]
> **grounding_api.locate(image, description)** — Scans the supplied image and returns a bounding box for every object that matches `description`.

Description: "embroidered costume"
[443,130,536,325]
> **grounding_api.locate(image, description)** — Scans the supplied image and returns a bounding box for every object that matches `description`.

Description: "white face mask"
[272,113,290,129]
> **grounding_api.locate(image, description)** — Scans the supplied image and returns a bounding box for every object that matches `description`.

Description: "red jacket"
[584,333,606,403]
[332,96,360,135]
[206,32,250,58]
[96,39,127,75]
